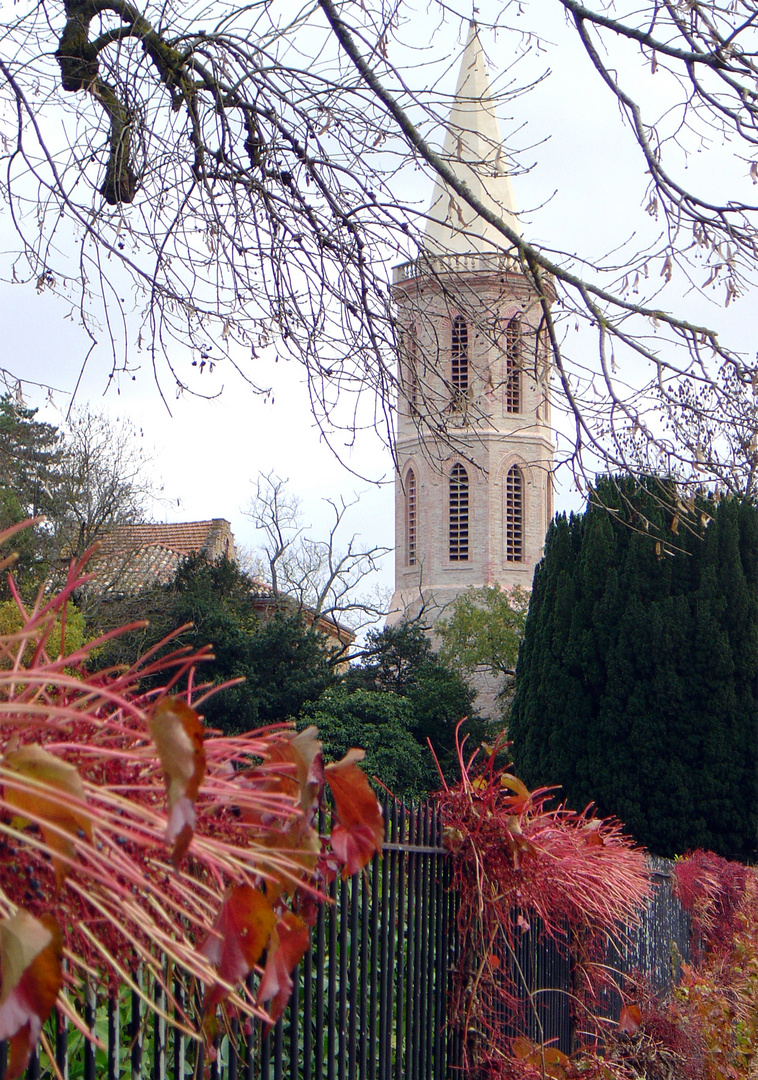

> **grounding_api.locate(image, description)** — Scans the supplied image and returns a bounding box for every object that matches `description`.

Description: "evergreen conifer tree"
[509,477,758,859]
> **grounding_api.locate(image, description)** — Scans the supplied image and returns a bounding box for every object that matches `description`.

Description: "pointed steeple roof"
[424,21,520,255]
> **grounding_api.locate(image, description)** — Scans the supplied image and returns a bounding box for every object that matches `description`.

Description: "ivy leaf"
[0,911,63,1080]
[3,744,92,887]
[324,749,383,877]
[200,884,276,1012]
[149,697,206,864]
[257,912,310,1023]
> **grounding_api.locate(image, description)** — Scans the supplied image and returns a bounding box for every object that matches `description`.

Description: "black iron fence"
[0,803,689,1080]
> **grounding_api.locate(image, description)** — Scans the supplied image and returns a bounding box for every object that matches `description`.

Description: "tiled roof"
[90,519,236,596]
[97,520,230,557]
[87,520,356,647]
[94,544,183,595]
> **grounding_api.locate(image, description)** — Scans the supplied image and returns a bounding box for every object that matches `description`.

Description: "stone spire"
[424,20,520,255]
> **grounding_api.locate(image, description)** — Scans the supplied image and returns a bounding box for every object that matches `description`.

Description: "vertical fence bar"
[130,976,143,1080]
[174,980,186,1080]
[419,803,433,1080]
[315,886,326,1080]
[368,840,381,1080]
[446,865,461,1076]
[348,872,360,1080]
[432,803,445,1080]
[289,966,300,1080]
[273,1016,283,1080]
[358,861,370,1080]
[338,876,349,1080]
[228,1016,240,1080]
[243,973,255,1080]
[327,873,338,1080]
[83,981,96,1080]
[107,993,118,1080]
[303,935,313,1080]
[406,806,420,1080]
[394,804,408,1080]
[260,1023,271,1080]
[56,1004,68,1080]
[154,979,166,1080]
[378,799,395,1080]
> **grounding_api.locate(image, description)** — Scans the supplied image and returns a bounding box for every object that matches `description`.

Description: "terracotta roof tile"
[90,519,236,596]
[98,520,233,557]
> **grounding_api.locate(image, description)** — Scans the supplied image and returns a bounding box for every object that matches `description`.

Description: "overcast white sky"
[3,0,753,606]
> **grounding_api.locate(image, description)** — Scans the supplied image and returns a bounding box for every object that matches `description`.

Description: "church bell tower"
[389,21,554,626]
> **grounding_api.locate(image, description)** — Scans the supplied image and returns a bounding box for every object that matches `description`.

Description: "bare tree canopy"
[2,0,758,491]
[245,472,390,630]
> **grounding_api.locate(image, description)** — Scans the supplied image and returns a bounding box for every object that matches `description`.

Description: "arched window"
[505,316,521,413]
[505,466,524,562]
[449,464,469,562]
[451,316,469,405]
[406,469,417,566]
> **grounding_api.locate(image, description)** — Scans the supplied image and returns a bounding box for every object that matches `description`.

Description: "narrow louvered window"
[449,464,469,561]
[505,316,521,413]
[505,466,524,562]
[451,316,469,405]
[406,469,417,566]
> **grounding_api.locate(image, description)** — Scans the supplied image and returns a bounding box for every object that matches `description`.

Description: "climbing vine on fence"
[436,727,651,1080]
[437,727,758,1080]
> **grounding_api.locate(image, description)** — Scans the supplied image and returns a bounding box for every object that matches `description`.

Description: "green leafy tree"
[0,399,155,597]
[300,686,435,798]
[0,396,64,590]
[509,477,758,859]
[344,622,480,786]
[96,554,336,733]
[436,585,529,723]
[437,585,529,681]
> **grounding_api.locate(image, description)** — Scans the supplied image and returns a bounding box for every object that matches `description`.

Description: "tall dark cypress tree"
[509,477,758,859]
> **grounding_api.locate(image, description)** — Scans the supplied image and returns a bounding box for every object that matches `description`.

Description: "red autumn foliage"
[325,747,384,877]
[437,727,651,1080]
[0,523,383,1074]
[673,850,749,958]
[257,911,311,1021]
[0,911,63,1079]
[627,857,758,1080]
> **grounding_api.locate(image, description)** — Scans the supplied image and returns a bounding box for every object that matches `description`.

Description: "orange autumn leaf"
[257,912,310,1023]
[200,884,276,1012]
[240,727,323,894]
[618,1003,642,1034]
[513,1037,569,1079]
[499,773,531,800]
[149,696,206,864]
[3,744,92,887]
[248,726,323,817]
[0,910,63,1080]
[542,1048,570,1068]
[324,748,383,877]
[512,1036,536,1060]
